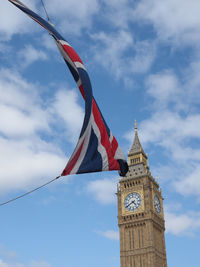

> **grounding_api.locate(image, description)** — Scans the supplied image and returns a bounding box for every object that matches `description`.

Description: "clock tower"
[117,122,167,267]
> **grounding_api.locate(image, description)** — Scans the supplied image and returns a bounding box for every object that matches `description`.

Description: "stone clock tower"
[117,122,167,267]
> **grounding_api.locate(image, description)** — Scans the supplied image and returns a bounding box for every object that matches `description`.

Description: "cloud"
[95,230,119,241]
[145,70,181,109]
[17,45,48,68]
[137,70,200,162]
[86,177,118,204]
[0,43,10,54]
[133,0,200,45]
[51,89,84,144]
[165,210,200,236]
[40,34,58,52]
[124,56,200,199]
[0,1,38,40]
[174,165,200,196]
[1,0,99,39]
[0,68,50,138]
[0,259,9,267]
[101,0,133,29]
[28,262,51,267]
[0,137,66,194]
[134,110,200,198]
[0,244,51,267]
[0,259,51,267]
[91,30,156,83]
[3,0,200,52]
[46,0,99,35]
[138,112,200,152]
[0,68,86,194]
[0,247,16,264]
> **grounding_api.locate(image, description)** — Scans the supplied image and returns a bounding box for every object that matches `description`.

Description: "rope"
[40,0,50,22]
[0,175,61,207]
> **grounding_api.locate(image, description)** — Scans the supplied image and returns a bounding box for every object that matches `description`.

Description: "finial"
[156,176,160,184]
[134,120,137,133]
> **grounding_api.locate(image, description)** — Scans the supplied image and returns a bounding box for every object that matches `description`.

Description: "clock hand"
[125,200,136,208]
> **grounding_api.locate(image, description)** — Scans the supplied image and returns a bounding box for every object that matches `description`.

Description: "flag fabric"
[9,0,128,177]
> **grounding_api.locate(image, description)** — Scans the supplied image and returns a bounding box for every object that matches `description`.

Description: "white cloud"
[125,57,200,198]
[28,262,51,267]
[88,0,200,50]
[0,259,9,267]
[17,45,48,68]
[183,58,200,106]
[40,35,57,52]
[0,104,47,137]
[91,30,133,80]
[133,0,200,45]
[0,1,38,40]
[0,68,86,194]
[138,112,200,150]
[0,246,16,264]
[0,68,50,138]
[91,30,156,83]
[4,0,200,51]
[135,69,200,147]
[86,177,118,204]
[47,0,99,35]
[134,110,200,198]
[165,210,200,236]
[96,230,119,241]
[0,0,100,39]
[0,43,10,54]
[101,0,132,29]
[146,71,181,109]
[0,258,51,267]
[0,136,66,194]
[174,165,200,196]
[51,89,84,144]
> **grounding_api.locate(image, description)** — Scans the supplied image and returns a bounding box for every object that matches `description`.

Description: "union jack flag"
[9,0,128,177]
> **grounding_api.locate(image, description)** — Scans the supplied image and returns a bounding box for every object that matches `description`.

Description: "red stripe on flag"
[61,140,85,176]
[62,45,83,64]
[79,84,85,99]
[111,136,119,155]
[92,100,120,171]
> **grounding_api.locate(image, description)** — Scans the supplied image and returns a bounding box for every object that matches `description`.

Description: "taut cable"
[0,175,61,207]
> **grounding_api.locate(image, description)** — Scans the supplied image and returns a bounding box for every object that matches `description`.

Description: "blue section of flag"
[78,128,102,174]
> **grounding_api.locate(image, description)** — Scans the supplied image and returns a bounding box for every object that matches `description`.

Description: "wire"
[0,175,61,207]
[40,0,50,22]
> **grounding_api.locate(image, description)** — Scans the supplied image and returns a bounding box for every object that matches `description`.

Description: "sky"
[0,0,200,266]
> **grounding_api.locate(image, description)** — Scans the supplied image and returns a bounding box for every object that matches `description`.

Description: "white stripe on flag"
[60,40,72,47]
[114,146,126,161]
[56,41,76,71]
[91,114,109,171]
[74,61,86,71]
[70,114,93,174]
[109,132,113,143]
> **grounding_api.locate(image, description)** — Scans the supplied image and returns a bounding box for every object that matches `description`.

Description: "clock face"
[154,195,161,214]
[124,192,142,212]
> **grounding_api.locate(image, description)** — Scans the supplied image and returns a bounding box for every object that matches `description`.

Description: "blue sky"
[0,0,200,266]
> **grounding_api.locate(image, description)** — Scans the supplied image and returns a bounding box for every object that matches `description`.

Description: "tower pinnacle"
[129,121,145,155]
[135,119,137,133]
[128,121,148,167]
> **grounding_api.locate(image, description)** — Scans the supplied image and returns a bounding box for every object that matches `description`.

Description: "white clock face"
[124,192,142,212]
[154,195,161,214]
